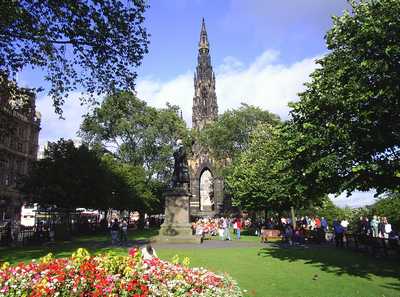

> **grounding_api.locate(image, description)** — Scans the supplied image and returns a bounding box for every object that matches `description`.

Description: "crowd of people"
[108,212,398,256]
[191,215,332,245]
[356,216,395,238]
[191,214,398,249]
[191,217,248,241]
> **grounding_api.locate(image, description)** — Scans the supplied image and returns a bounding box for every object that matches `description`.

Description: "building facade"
[188,19,229,218]
[0,89,41,221]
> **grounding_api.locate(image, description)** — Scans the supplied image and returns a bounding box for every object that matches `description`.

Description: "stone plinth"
[155,188,201,244]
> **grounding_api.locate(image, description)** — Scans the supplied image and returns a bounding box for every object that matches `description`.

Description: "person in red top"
[315,217,321,229]
[236,218,243,240]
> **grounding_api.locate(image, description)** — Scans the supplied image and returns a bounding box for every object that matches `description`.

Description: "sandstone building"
[188,19,229,218]
[0,88,41,221]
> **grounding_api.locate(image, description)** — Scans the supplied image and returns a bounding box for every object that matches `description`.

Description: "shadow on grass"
[259,243,400,283]
[381,282,400,291]
[0,228,160,264]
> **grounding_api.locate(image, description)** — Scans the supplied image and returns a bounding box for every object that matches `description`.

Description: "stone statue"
[156,138,200,243]
[171,139,190,189]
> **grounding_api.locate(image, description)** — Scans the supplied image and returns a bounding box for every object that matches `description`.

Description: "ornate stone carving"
[188,19,230,218]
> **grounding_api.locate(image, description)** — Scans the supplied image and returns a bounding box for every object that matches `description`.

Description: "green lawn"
[0,229,399,297]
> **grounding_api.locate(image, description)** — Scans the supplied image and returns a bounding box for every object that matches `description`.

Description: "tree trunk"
[291,206,296,229]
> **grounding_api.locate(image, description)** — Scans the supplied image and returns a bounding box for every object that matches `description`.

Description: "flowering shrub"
[0,248,243,297]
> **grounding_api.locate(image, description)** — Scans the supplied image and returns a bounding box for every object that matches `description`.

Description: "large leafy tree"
[20,139,117,209]
[0,0,149,114]
[100,154,156,212]
[198,103,280,162]
[80,91,188,184]
[289,0,400,195]
[227,124,323,212]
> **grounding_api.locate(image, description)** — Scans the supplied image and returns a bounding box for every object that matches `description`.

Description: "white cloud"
[330,191,378,209]
[217,50,319,119]
[136,49,320,125]
[36,49,320,153]
[36,92,89,152]
[137,72,194,125]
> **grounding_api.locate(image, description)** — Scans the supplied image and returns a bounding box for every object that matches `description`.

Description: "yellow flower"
[1,262,10,270]
[182,257,190,268]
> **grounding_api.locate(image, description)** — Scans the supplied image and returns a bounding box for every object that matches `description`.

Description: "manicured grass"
[158,246,400,297]
[0,229,399,297]
[0,228,159,264]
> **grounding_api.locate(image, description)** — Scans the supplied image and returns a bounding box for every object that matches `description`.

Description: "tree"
[227,124,324,212]
[80,91,188,185]
[101,154,159,213]
[298,196,350,226]
[20,139,125,210]
[198,103,280,162]
[0,0,149,114]
[289,0,400,195]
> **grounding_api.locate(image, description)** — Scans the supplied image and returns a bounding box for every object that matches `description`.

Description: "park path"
[150,239,261,250]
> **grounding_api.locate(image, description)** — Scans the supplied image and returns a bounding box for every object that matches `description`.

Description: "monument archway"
[199,168,214,211]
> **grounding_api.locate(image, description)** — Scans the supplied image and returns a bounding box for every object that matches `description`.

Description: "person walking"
[120,219,128,245]
[333,220,344,248]
[236,218,242,240]
[371,215,379,237]
[321,217,328,232]
[222,217,231,240]
[383,217,392,239]
[110,218,120,245]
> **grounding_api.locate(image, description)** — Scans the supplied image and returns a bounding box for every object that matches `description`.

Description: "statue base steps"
[153,188,201,244]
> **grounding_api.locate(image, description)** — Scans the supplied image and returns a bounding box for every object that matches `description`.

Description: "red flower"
[129,248,139,257]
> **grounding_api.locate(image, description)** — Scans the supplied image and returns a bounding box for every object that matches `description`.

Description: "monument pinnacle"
[192,18,218,130]
[199,18,209,51]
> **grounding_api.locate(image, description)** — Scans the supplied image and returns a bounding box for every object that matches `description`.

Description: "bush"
[0,248,243,297]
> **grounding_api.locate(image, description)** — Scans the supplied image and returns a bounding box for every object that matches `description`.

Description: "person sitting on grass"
[141,244,158,260]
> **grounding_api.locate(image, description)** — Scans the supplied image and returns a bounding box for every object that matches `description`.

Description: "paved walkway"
[151,239,262,250]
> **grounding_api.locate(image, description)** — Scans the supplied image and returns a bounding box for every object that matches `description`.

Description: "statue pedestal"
[155,188,201,244]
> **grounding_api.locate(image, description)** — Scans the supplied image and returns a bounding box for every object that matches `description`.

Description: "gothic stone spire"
[199,18,209,51]
[192,18,218,130]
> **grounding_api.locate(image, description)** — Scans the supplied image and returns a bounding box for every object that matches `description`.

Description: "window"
[17,143,23,152]
[0,159,6,169]
[16,160,24,173]
[18,127,25,138]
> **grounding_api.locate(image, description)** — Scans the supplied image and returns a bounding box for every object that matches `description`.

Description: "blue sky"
[138,0,349,79]
[18,0,377,208]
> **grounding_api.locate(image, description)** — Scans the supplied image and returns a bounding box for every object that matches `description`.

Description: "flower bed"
[0,248,243,297]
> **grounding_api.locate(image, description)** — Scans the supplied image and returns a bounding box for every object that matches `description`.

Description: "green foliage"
[289,0,400,195]
[299,197,351,226]
[80,91,188,187]
[198,103,280,162]
[370,192,400,230]
[19,139,146,211]
[0,0,149,115]
[227,124,324,212]
[101,154,158,212]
